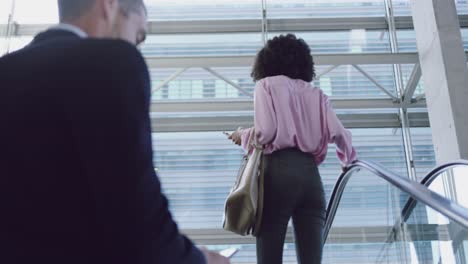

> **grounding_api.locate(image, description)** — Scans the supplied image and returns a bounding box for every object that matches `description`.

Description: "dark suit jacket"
[0,30,205,264]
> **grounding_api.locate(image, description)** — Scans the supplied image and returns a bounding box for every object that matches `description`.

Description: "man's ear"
[99,0,119,24]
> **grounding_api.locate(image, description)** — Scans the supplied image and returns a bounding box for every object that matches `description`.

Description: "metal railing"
[324,160,468,241]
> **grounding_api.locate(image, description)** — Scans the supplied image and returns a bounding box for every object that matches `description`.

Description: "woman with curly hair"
[228,34,357,264]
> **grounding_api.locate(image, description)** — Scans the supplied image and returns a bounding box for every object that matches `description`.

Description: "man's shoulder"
[63,38,146,69]
[80,39,144,61]
[1,38,145,70]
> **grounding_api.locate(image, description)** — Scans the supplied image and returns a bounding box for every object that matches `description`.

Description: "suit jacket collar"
[31,29,81,45]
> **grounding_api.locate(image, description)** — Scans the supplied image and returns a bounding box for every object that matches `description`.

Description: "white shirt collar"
[49,23,88,38]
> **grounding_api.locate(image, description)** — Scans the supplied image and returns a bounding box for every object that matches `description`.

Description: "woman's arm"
[324,94,357,166]
[236,80,277,152]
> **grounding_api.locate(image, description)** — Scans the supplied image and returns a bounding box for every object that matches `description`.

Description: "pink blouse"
[240,75,357,166]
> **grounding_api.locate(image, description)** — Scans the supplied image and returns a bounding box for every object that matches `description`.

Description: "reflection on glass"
[402,201,468,264]
[324,167,411,263]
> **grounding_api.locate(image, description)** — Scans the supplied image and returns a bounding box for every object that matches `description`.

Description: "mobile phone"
[219,248,238,258]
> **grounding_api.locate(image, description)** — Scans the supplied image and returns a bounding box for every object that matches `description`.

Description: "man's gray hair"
[58,0,144,21]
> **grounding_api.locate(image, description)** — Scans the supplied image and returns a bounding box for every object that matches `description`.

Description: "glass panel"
[14,0,58,24]
[150,67,254,100]
[0,0,11,54]
[153,128,406,230]
[5,36,32,53]
[141,33,263,57]
[411,128,436,181]
[290,30,391,54]
[324,167,412,263]
[397,29,468,53]
[317,64,396,97]
[457,0,468,14]
[397,30,418,53]
[401,200,468,263]
[141,30,392,58]
[426,165,468,208]
[392,0,412,16]
[0,39,6,55]
[463,29,468,51]
[401,64,425,97]
[145,0,261,21]
[267,0,386,18]
[0,0,10,35]
[393,0,468,16]
[150,64,398,101]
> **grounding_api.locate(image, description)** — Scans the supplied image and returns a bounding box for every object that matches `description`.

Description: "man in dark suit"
[0,0,229,263]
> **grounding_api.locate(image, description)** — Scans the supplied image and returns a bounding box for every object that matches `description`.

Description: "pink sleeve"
[324,94,357,166]
[240,127,254,153]
[254,80,277,145]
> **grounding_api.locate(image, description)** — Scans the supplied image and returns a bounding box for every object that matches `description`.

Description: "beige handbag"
[223,129,264,236]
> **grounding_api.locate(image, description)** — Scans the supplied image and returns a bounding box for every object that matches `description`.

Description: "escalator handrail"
[324,160,468,241]
[401,160,468,222]
[420,160,468,188]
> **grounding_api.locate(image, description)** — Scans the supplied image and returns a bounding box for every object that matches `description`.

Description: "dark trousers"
[257,148,326,264]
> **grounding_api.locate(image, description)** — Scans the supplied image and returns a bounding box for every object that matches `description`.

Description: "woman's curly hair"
[251,34,315,82]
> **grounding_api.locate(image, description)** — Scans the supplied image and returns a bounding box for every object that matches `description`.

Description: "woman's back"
[230,34,357,264]
[242,75,356,166]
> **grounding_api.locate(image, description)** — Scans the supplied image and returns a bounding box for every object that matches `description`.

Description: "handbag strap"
[249,128,264,151]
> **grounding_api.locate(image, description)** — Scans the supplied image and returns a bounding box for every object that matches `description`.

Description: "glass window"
[3,36,32,53]
[267,0,386,18]
[393,0,468,16]
[146,0,262,21]
[153,128,406,230]
[0,0,11,32]
[150,64,398,101]
[401,64,425,96]
[411,127,436,180]
[14,0,58,24]
[286,30,391,54]
[141,33,263,57]
[398,29,468,52]
[0,0,12,54]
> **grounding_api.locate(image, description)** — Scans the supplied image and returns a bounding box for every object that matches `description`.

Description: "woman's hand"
[200,248,231,264]
[228,128,243,146]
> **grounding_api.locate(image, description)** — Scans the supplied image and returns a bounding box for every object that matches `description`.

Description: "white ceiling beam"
[146,53,421,69]
[150,98,427,113]
[150,112,430,132]
[8,15,468,36]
